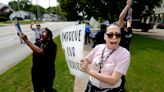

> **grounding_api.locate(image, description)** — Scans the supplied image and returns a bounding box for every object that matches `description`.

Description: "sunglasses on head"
[106,32,121,39]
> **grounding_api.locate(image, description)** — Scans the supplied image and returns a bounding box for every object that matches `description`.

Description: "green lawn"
[125,34,164,92]
[0,34,164,92]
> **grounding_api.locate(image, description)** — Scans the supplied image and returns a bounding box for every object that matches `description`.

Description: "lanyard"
[98,47,116,73]
[40,41,49,48]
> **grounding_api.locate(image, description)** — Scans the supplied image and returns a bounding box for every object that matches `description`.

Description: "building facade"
[153,0,164,24]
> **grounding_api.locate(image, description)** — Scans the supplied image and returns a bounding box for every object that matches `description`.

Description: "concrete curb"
[73,44,92,92]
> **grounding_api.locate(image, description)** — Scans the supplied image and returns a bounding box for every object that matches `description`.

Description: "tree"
[46,7,57,14]
[9,0,46,20]
[133,0,162,19]
[9,0,32,11]
[58,0,162,21]
[29,5,46,19]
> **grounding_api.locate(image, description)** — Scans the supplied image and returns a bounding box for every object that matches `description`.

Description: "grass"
[125,34,164,92]
[0,36,74,92]
[0,20,43,26]
[0,34,164,92]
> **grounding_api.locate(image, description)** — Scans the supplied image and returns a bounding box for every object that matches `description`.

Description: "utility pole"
[17,0,22,19]
[36,0,40,20]
[49,0,51,14]
[56,0,58,21]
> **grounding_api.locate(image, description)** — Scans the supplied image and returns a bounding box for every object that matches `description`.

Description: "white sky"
[0,0,59,8]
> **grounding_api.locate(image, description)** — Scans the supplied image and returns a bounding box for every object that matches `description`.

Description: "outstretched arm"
[118,0,132,28]
[127,8,133,28]
[21,33,43,54]
[30,22,34,30]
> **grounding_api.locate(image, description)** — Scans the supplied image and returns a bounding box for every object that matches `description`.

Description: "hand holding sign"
[12,17,22,34]
[15,22,22,33]
[20,33,28,42]
[80,59,90,73]
[12,18,24,44]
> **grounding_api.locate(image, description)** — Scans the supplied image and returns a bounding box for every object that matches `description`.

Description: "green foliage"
[132,0,162,19]
[0,13,11,22]
[59,0,162,21]
[9,0,46,19]
[0,16,9,22]
[59,0,80,20]
[46,7,58,14]
[9,0,32,11]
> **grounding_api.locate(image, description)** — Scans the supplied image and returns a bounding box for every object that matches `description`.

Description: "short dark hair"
[100,24,106,30]
[45,27,53,39]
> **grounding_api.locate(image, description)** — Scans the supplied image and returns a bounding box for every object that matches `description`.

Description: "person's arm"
[21,33,43,54]
[127,8,133,28]
[80,57,92,70]
[30,22,34,30]
[118,0,132,28]
[87,70,122,85]
[81,60,122,85]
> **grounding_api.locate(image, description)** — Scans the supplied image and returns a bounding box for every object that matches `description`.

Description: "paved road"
[0,22,77,74]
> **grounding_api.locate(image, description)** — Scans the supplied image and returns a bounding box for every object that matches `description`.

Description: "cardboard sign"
[60,24,87,77]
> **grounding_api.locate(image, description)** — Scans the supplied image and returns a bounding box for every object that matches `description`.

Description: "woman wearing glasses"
[80,0,131,92]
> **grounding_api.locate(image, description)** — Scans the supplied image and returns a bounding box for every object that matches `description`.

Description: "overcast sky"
[0,0,58,8]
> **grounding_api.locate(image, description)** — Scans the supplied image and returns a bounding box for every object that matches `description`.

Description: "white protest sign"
[60,24,87,77]
[89,17,95,27]
[89,17,100,30]
[93,21,99,28]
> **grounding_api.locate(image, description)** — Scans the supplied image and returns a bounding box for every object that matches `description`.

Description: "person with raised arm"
[80,0,132,91]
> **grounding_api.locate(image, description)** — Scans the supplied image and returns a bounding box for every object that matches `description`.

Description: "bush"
[0,16,9,22]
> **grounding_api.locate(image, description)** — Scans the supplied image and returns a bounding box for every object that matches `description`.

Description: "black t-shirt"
[32,39,57,73]
[120,27,132,50]
[95,30,106,44]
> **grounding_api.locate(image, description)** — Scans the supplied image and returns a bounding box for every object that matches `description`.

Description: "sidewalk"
[133,28,164,40]
[74,44,92,92]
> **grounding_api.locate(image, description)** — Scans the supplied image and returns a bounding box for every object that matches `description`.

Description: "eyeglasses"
[106,32,121,39]
[41,32,47,37]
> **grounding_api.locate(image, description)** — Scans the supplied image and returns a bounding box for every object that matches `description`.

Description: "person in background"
[103,20,110,26]
[30,22,44,43]
[85,22,91,44]
[80,0,131,92]
[92,24,106,48]
[120,8,133,50]
[119,8,133,92]
[21,28,57,92]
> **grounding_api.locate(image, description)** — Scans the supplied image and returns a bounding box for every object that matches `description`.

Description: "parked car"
[156,22,164,29]
[132,19,154,32]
